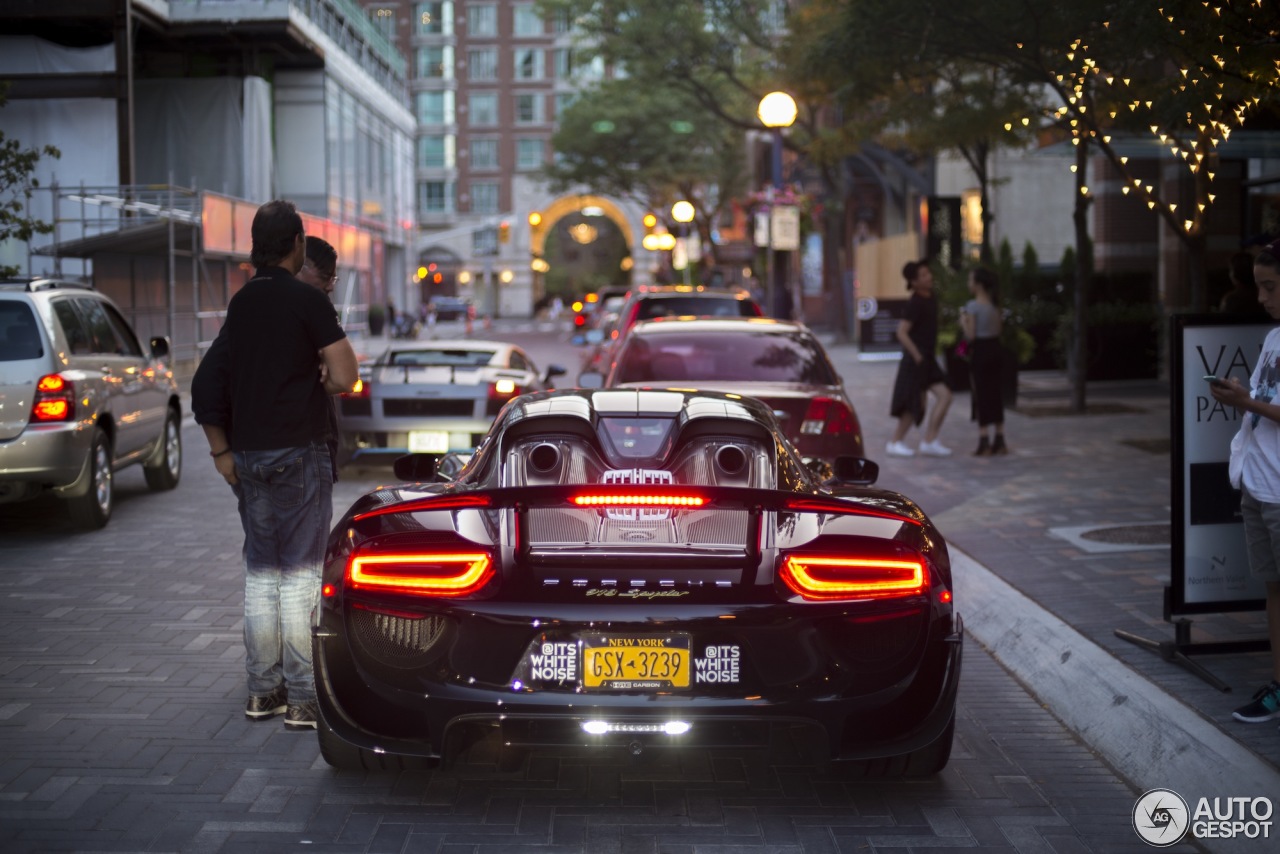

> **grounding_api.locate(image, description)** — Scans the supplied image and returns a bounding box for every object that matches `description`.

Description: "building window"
[467,3,496,36]
[416,90,455,125]
[469,92,498,126]
[513,3,543,36]
[468,48,498,81]
[417,135,455,169]
[417,2,453,34]
[513,48,543,80]
[554,92,576,119]
[516,138,544,170]
[515,93,543,124]
[417,180,452,213]
[471,182,500,214]
[551,7,572,33]
[416,45,453,79]
[470,138,499,170]
[553,48,575,79]
[368,6,398,42]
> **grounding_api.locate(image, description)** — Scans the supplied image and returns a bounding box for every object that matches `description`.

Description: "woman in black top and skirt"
[887,261,953,457]
[960,267,1007,455]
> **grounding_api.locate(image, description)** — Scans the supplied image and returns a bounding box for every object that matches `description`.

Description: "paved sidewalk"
[825,344,1279,792]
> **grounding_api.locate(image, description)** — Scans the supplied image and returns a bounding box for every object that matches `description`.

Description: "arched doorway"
[530,195,637,307]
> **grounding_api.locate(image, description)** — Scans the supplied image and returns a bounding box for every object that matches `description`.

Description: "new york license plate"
[582,634,690,689]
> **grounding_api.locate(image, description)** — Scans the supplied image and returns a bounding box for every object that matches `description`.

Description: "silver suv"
[0,279,182,529]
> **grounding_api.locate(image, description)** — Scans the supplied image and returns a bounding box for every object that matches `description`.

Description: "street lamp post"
[671,200,695,286]
[758,91,797,319]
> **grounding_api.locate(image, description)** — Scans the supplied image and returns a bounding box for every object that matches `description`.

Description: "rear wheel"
[67,428,113,530]
[317,716,438,772]
[143,408,182,491]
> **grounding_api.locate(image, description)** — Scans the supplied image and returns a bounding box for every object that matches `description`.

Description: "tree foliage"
[0,87,60,277]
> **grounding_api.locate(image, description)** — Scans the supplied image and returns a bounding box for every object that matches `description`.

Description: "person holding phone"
[1210,238,1280,726]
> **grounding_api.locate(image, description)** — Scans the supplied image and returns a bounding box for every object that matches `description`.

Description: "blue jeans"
[231,443,333,703]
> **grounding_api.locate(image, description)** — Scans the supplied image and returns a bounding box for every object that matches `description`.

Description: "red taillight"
[342,378,370,398]
[346,552,494,597]
[800,397,857,435]
[486,379,522,416]
[32,373,74,422]
[574,314,587,327]
[573,493,706,509]
[780,555,926,601]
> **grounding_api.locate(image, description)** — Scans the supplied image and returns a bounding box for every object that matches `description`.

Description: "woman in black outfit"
[960,267,1006,455]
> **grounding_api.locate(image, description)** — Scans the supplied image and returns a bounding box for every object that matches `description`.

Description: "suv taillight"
[800,397,858,435]
[32,374,75,422]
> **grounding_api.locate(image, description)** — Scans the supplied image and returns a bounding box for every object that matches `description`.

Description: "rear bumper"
[313,609,962,764]
[0,421,90,495]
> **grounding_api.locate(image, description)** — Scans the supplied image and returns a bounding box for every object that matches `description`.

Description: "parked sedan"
[580,317,864,476]
[0,278,182,528]
[313,388,960,775]
[336,340,565,465]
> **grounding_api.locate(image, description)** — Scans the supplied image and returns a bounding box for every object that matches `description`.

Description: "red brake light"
[342,378,369,398]
[32,373,74,422]
[780,555,926,601]
[573,493,706,509]
[346,552,494,597]
[801,397,857,435]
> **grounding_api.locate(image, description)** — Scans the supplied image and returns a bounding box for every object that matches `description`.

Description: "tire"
[317,716,437,772]
[143,408,182,491]
[67,428,113,530]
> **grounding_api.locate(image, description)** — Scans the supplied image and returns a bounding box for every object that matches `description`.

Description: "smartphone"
[1204,375,1229,388]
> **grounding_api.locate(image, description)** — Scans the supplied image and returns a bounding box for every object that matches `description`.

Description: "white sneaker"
[886,440,916,457]
[919,440,953,457]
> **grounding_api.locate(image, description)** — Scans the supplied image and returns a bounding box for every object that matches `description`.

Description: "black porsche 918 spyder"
[313,388,962,775]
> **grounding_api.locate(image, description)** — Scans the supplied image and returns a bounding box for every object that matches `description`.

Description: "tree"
[0,86,60,277]
[541,78,749,265]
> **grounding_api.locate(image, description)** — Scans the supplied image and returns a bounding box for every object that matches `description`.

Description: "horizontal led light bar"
[581,720,691,736]
[573,494,706,508]
[346,552,493,597]
[780,555,926,601]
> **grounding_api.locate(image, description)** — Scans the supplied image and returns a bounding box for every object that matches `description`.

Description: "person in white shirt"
[1211,239,1280,725]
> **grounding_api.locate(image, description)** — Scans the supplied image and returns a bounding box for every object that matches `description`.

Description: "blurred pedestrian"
[296,236,344,480]
[960,266,1007,455]
[191,200,358,731]
[1210,239,1280,725]
[887,260,952,457]
[1219,251,1266,318]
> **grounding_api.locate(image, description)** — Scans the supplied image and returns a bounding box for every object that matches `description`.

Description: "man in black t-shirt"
[192,200,358,731]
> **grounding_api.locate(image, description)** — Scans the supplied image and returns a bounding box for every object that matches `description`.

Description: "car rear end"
[0,289,89,501]
[315,397,958,768]
[337,363,523,462]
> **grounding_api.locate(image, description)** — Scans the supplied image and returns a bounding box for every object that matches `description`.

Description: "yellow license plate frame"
[582,634,690,689]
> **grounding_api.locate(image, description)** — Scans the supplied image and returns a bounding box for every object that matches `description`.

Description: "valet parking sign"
[1133,788,1275,846]
[1173,316,1273,615]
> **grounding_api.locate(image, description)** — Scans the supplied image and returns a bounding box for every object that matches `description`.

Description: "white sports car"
[336,340,565,466]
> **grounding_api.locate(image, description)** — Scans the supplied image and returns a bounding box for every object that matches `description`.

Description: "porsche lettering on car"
[314,388,960,776]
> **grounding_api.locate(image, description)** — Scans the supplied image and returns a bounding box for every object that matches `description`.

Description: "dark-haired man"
[193,200,357,730]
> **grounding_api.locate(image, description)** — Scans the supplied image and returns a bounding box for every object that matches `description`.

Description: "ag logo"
[1133,788,1190,846]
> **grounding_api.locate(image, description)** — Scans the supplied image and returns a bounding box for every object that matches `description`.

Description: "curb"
[954,547,1275,854]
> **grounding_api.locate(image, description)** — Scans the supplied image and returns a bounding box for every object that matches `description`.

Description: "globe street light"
[671,200,695,285]
[758,91,797,318]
